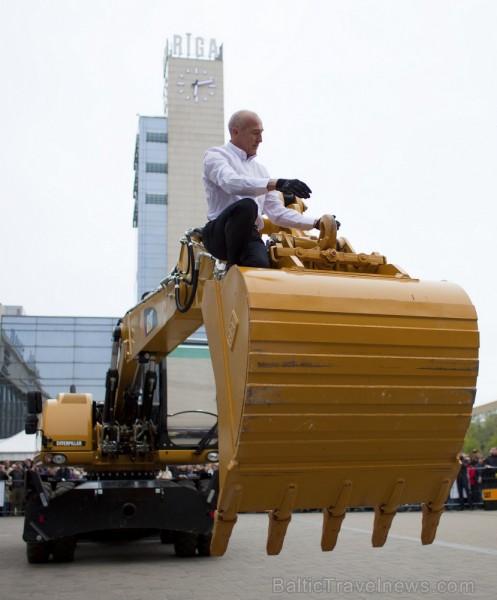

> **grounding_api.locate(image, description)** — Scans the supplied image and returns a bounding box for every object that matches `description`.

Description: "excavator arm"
[104,206,478,555]
[31,206,479,557]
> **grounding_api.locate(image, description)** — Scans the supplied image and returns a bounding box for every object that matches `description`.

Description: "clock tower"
[164,37,225,273]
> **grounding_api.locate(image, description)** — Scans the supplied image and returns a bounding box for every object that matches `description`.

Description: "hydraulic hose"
[181,240,195,285]
[174,260,200,313]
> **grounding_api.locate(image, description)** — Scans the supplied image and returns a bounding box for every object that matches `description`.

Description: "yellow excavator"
[23,199,479,562]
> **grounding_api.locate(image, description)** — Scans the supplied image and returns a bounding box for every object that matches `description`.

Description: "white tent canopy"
[0,430,38,461]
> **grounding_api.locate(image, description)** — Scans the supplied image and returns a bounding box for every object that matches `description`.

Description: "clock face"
[175,66,217,103]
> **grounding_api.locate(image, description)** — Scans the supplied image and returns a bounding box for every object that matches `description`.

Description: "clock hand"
[191,80,199,103]
[190,78,213,103]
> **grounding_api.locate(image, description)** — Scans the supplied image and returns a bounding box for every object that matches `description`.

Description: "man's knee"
[240,235,270,268]
[242,254,270,269]
[232,198,258,220]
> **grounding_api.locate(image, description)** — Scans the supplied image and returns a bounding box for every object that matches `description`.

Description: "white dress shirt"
[203,142,316,230]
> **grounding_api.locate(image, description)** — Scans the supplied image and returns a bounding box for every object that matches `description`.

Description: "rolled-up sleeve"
[263,192,316,229]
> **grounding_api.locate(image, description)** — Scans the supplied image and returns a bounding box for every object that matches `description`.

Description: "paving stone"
[1,509,495,600]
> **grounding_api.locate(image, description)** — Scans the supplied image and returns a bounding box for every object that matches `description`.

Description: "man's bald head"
[228,110,262,135]
[228,110,264,157]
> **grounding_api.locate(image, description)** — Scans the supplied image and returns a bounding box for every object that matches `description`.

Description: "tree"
[464,412,497,455]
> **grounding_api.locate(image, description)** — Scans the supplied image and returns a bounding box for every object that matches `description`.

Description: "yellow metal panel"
[204,266,478,554]
[482,489,497,501]
[38,394,94,452]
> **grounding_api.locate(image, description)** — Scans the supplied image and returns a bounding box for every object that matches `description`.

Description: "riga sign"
[167,33,221,60]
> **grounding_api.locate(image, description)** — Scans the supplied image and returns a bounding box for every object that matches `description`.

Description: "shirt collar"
[227,141,257,162]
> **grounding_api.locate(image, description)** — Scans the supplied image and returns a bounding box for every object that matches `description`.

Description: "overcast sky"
[0,0,495,406]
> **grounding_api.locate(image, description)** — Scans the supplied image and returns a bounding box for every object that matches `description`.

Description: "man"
[456,451,473,510]
[9,462,25,516]
[0,463,10,516]
[485,446,497,467]
[202,110,322,270]
[483,446,497,485]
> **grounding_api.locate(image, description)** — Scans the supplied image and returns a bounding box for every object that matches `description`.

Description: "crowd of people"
[0,459,86,516]
[454,447,497,510]
[0,459,219,516]
[1,449,496,516]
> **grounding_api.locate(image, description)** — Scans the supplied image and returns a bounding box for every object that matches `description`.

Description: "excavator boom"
[115,214,478,554]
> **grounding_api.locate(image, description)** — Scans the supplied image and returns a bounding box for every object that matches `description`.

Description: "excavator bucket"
[202,266,479,555]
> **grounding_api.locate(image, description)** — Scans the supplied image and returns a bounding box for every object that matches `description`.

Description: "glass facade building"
[133,116,169,301]
[0,320,43,439]
[0,313,214,440]
[0,315,116,438]
[133,52,224,299]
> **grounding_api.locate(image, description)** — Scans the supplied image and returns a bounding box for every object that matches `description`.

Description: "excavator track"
[202,266,479,555]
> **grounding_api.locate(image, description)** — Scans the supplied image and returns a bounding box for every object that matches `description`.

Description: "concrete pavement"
[1,508,496,600]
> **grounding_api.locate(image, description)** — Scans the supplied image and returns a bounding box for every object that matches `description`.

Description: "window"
[146,132,168,143]
[146,163,167,173]
[145,194,167,205]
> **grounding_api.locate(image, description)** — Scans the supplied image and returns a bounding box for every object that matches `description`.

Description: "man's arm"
[204,148,268,196]
[263,191,318,230]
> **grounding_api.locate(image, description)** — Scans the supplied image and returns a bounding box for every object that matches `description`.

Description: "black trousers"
[202,198,270,269]
[456,476,473,509]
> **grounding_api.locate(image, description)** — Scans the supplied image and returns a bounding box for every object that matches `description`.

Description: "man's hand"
[275,178,312,199]
[314,215,341,230]
[282,191,296,207]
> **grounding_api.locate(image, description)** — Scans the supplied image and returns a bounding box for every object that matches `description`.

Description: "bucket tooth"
[266,484,297,555]
[371,478,405,548]
[321,480,353,552]
[210,484,243,557]
[421,479,450,545]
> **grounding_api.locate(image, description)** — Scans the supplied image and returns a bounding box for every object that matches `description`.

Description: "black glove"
[275,178,312,199]
[282,191,296,207]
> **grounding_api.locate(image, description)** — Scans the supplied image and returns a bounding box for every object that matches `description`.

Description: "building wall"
[165,55,225,273]
[0,307,44,437]
[0,330,41,439]
[0,314,214,439]
[0,315,117,422]
[133,116,168,300]
[133,48,225,295]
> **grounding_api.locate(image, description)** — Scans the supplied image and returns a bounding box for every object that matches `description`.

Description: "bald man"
[202,110,320,270]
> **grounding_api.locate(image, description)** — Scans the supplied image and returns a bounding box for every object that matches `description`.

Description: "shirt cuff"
[254,177,270,195]
[300,214,317,228]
